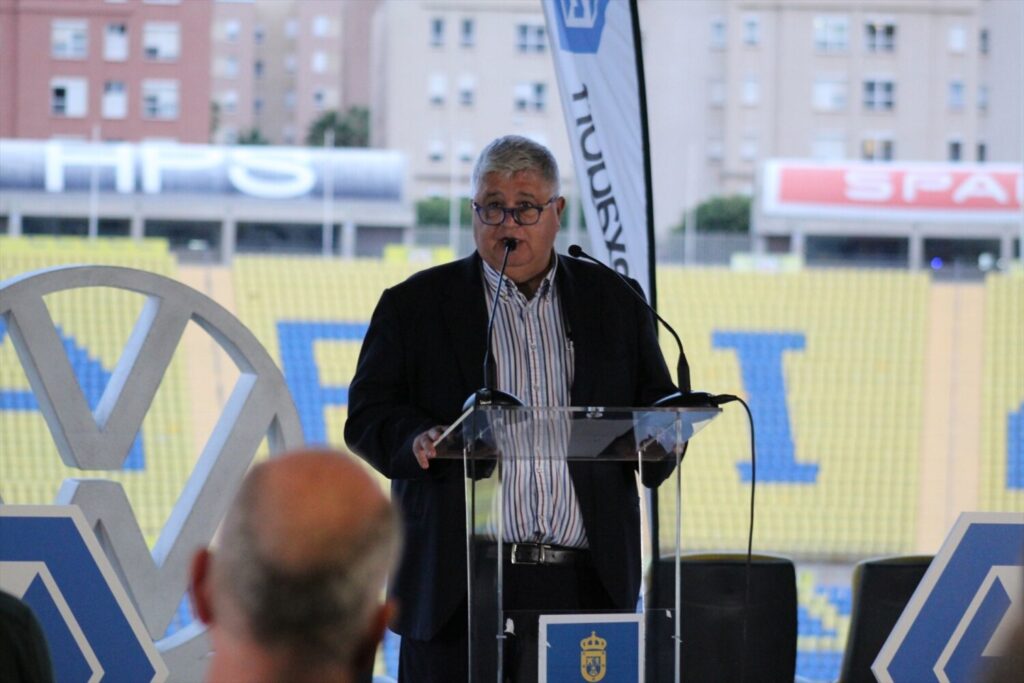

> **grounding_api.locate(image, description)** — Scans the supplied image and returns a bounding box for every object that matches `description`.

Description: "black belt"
[486,542,590,566]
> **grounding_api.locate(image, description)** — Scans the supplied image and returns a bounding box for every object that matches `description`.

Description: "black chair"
[838,555,932,683]
[645,553,797,683]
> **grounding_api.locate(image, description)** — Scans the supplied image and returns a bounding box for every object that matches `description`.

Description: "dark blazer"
[344,252,677,640]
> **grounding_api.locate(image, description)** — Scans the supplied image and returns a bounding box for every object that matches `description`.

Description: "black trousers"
[399,550,616,683]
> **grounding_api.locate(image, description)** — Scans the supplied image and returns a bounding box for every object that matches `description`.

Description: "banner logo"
[553,0,610,54]
[580,630,608,681]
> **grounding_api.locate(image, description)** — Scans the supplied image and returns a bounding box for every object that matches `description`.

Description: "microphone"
[567,244,737,408]
[463,239,524,411]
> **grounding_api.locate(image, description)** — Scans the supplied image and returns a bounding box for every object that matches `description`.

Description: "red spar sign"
[762,160,1023,223]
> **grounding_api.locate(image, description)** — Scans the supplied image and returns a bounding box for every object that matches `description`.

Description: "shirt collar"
[481,251,559,301]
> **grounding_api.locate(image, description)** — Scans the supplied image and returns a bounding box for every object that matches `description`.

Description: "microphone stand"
[463,238,524,411]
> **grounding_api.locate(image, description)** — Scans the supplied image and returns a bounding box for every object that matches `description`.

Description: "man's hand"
[412,426,447,469]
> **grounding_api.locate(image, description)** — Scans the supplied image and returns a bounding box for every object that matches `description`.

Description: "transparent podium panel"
[433,406,719,683]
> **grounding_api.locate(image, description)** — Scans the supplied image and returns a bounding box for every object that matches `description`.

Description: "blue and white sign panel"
[874,512,1024,683]
[539,612,643,683]
[0,505,167,683]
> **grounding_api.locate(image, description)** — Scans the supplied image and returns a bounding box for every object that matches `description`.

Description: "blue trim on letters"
[276,321,367,444]
[712,331,819,483]
[0,321,144,470]
[1008,402,1023,490]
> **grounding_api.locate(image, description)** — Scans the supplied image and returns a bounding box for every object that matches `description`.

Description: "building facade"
[370,0,574,201]
[371,0,1021,237]
[0,0,212,142]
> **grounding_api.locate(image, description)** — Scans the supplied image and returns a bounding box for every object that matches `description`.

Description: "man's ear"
[190,548,215,625]
[351,601,396,671]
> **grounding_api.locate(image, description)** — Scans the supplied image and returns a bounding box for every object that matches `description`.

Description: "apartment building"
[370,0,573,201]
[0,0,212,142]
[373,0,1021,237]
[210,0,376,146]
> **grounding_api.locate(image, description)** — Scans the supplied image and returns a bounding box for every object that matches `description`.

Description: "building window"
[813,76,847,111]
[224,19,240,42]
[813,15,848,52]
[312,51,327,74]
[706,138,724,161]
[254,60,264,78]
[222,90,238,115]
[977,142,987,162]
[863,79,895,111]
[461,18,475,47]
[947,139,962,162]
[51,77,88,117]
[313,15,330,37]
[254,25,265,44]
[221,56,239,78]
[253,97,263,115]
[860,135,894,161]
[708,79,725,107]
[313,89,326,111]
[740,136,759,161]
[514,82,546,112]
[284,90,296,110]
[864,21,896,52]
[811,132,846,160]
[742,14,760,46]
[458,75,476,106]
[284,54,297,73]
[430,17,444,47]
[741,76,759,106]
[948,80,965,111]
[978,84,989,112]
[458,141,474,162]
[428,73,446,105]
[709,17,726,49]
[516,23,546,52]
[52,19,88,59]
[428,139,444,162]
[285,19,298,38]
[102,80,127,118]
[979,28,989,55]
[948,26,966,53]
[104,23,128,61]
[143,22,180,61]
[142,79,179,119]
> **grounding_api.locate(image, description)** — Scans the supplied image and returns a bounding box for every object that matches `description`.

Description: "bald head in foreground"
[190,449,402,683]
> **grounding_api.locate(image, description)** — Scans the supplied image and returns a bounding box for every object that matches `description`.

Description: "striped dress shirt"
[481,255,588,548]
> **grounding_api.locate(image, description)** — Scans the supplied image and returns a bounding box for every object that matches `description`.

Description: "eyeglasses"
[472,197,556,226]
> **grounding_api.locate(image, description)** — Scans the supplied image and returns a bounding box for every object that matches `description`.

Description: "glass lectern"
[433,404,720,683]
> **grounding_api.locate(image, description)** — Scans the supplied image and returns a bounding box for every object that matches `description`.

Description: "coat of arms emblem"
[580,630,607,681]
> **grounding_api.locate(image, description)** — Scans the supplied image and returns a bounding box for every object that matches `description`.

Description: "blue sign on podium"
[538,613,643,682]
[874,512,1024,683]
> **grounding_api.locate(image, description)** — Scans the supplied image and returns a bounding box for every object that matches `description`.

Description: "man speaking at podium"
[345,135,677,681]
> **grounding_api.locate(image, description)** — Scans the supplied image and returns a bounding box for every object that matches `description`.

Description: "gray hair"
[472,135,560,197]
[213,468,402,674]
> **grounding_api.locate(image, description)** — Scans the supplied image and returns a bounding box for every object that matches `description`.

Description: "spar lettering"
[571,84,629,275]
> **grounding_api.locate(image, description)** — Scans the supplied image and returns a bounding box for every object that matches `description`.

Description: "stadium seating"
[3,237,1020,682]
[980,271,1024,511]
[654,267,929,557]
[0,237,193,547]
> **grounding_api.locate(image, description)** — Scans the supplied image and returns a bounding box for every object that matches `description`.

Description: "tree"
[677,195,751,233]
[305,107,370,147]
[237,128,269,145]
[415,197,472,227]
